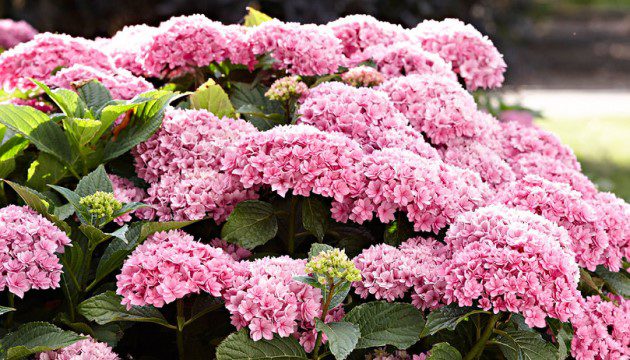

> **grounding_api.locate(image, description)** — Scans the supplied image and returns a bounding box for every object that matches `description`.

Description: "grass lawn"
[537,115,630,201]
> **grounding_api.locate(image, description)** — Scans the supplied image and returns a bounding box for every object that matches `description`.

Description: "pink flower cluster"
[365,348,427,360]
[297,82,437,157]
[0,33,112,91]
[413,18,506,90]
[223,256,343,351]
[440,142,515,186]
[378,74,484,144]
[102,24,158,76]
[0,205,71,298]
[47,64,153,100]
[133,108,258,222]
[109,174,146,224]
[341,66,384,87]
[570,296,630,360]
[37,336,119,360]
[249,20,344,76]
[3,97,54,113]
[339,148,489,231]
[443,205,581,328]
[365,42,456,80]
[116,230,245,309]
[209,238,252,261]
[0,19,37,49]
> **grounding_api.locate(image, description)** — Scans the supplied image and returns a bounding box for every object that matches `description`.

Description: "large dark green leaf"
[216,329,307,360]
[230,83,285,130]
[421,305,489,337]
[221,200,278,249]
[75,165,113,197]
[33,79,88,118]
[26,153,68,190]
[302,197,329,241]
[4,180,71,234]
[2,322,84,360]
[78,291,171,327]
[426,343,462,360]
[190,79,235,118]
[493,328,557,360]
[76,80,113,115]
[315,320,360,360]
[595,266,630,297]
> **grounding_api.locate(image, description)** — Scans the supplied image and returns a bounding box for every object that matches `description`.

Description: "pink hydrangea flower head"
[587,192,630,266]
[265,76,309,102]
[297,82,437,158]
[223,124,366,206]
[494,175,618,271]
[343,148,490,230]
[326,14,410,64]
[341,66,385,87]
[224,256,342,347]
[0,19,37,49]
[498,109,534,127]
[378,74,483,145]
[365,42,457,80]
[570,296,630,360]
[37,336,119,360]
[108,174,146,225]
[413,18,506,90]
[249,20,345,76]
[353,244,411,301]
[0,205,71,298]
[103,24,158,76]
[47,64,154,100]
[441,142,515,187]
[209,238,252,261]
[140,14,230,78]
[116,230,245,309]
[443,205,581,328]
[399,237,449,310]
[0,33,112,91]
[223,24,257,69]
[3,97,54,113]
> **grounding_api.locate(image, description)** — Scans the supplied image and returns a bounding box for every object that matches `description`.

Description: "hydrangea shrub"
[0,8,627,360]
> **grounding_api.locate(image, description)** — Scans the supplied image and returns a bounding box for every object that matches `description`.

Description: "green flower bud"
[305,248,361,285]
[265,76,309,102]
[79,191,122,220]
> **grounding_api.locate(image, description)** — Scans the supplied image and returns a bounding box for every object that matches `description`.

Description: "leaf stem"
[183,302,223,327]
[463,313,501,360]
[6,292,14,328]
[176,298,186,360]
[312,279,336,360]
[287,195,299,255]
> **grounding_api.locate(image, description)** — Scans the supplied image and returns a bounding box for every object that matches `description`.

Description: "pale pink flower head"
[108,174,146,225]
[443,205,581,328]
[341,66,384,87]
[413,18,506,90]
[498,109,534,127]
[0,33,112,91]
[0,19,37,49]
[209,238,252,261]
[103,24,158,76]
[587,192,630,268]
[249,20,345,76]
[116,230,246,309]
[441,142,515,187]
[399,237,449,310]
[365,42,457,81]
[378,74,483,145]
[37,336,119,360]
[0,205,71,298]
[47,64,154,100]
[570,296,630,360]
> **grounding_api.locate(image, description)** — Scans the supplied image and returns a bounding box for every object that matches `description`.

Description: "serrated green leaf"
[302,197,329,241]
[111,202,147,220]
[315,320,360,360]
[78,291,170,327]
[421,305,489,337]
[0,135,29,178]
[49,184,90,224]
[222,200,278,249]
[293,275,322,288]
[230,83,285,130]
[426,342,462,360]
[216,329,307,360]
[4,180,71,234]
[2,322,84,360]
[26,153,68,191]
[80,224,111,250]
[190,79,235,118]
[494,328,558,360]
[0,104,72,162]
[75,165,113,197]
[328,281,351,309]
[33,79,88,118]
[0,306,15,316]
[243,7,273,27]
[345,301,424,349]
[595,266,630,297]
[63,117,102,146]
[76,80,113,115]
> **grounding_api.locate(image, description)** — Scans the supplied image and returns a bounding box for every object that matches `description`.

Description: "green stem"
[176,299,186,360]
[6,292,15,329]
[312,281,336,360]
[287,195,299,255]
[183,302,222,327]
[463,313,501,360]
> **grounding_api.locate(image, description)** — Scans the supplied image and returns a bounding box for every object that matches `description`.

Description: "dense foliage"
[0,8,627,360]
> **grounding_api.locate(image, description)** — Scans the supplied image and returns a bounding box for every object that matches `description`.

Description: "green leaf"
[111,202,147,220]
[216,329,307,360]
[293,275,324,290]
[76,80,113,115]
[4,180,71,234]
[33,79,88,118]
[189,79,235,118]
[103,91,182,162]
[494,328,558,360]
[0,306,15,316]
[421,305,489,337]
[2,322,84,360]
[595,266,630,297]
[328,281,351,309]
[221,200,278,249]
[49,184,90,224]
[315,320,360,360]
[243,7,273,27]
[0,104,72,162]
[302,197,329,241]
[63,118,102,146]
[75,165,113,197]
[345,301,424,349]
[137,220,198,242]
[0,135,29,178]
[26,153,68,191]
[78,291,170,327]
[230,83,285,130]
[80,224,111,250]
[384,217,414,247]
[426,342,462,360]
[308,243,334,260]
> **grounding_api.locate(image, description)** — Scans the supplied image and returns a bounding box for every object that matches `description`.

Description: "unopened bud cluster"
[265,76,309,102]
[80,191,122,220]
[306,248,361,285]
